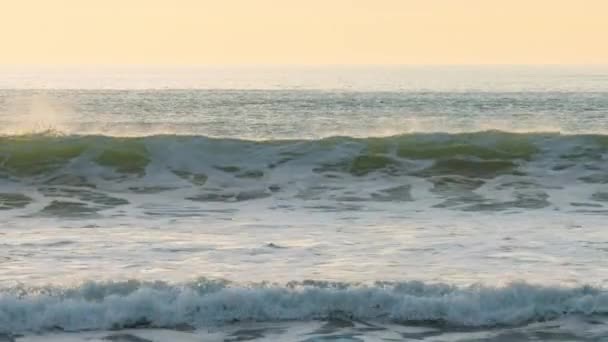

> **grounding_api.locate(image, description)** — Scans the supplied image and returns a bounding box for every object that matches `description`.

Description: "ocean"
[1,66,608,341]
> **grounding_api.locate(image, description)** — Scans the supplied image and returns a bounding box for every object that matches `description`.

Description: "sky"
[1,0,607,65]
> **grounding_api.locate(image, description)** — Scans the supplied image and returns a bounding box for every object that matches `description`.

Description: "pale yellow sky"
[1,0,607,65]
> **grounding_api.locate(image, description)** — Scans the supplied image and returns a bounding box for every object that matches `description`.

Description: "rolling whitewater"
[1,67,608,341]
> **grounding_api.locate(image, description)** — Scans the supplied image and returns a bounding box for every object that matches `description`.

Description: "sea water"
[1,66,608,341]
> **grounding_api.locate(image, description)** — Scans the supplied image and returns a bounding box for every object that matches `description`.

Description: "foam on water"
[1,279,608,334]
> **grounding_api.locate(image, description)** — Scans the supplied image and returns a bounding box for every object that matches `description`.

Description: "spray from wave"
[0,94,79,135]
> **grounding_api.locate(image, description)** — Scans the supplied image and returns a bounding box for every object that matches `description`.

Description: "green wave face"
[94,139,150,176]
[0,136,88,176]
[394,132,539,160]
[418,159,519,178]
[0,131,604,182]
[349,155,399,176]
[0,136,149,178]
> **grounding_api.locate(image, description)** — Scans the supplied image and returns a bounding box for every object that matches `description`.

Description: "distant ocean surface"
[1,66,608,341]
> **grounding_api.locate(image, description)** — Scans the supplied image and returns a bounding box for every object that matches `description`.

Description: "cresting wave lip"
[1,279,607,333]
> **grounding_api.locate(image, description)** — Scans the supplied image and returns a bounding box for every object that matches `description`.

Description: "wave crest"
[0,131,607,214]
[1,279,607,333]
[0,131,605,179]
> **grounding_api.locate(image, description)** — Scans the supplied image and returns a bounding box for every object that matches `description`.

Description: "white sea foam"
[1,280,607,333]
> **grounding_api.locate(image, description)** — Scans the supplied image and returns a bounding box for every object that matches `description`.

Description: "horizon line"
[1,63,608,69]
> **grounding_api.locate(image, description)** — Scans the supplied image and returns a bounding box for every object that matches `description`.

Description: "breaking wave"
[1,279,607,333]
[1,131,607,214]
[0,130,606,179]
